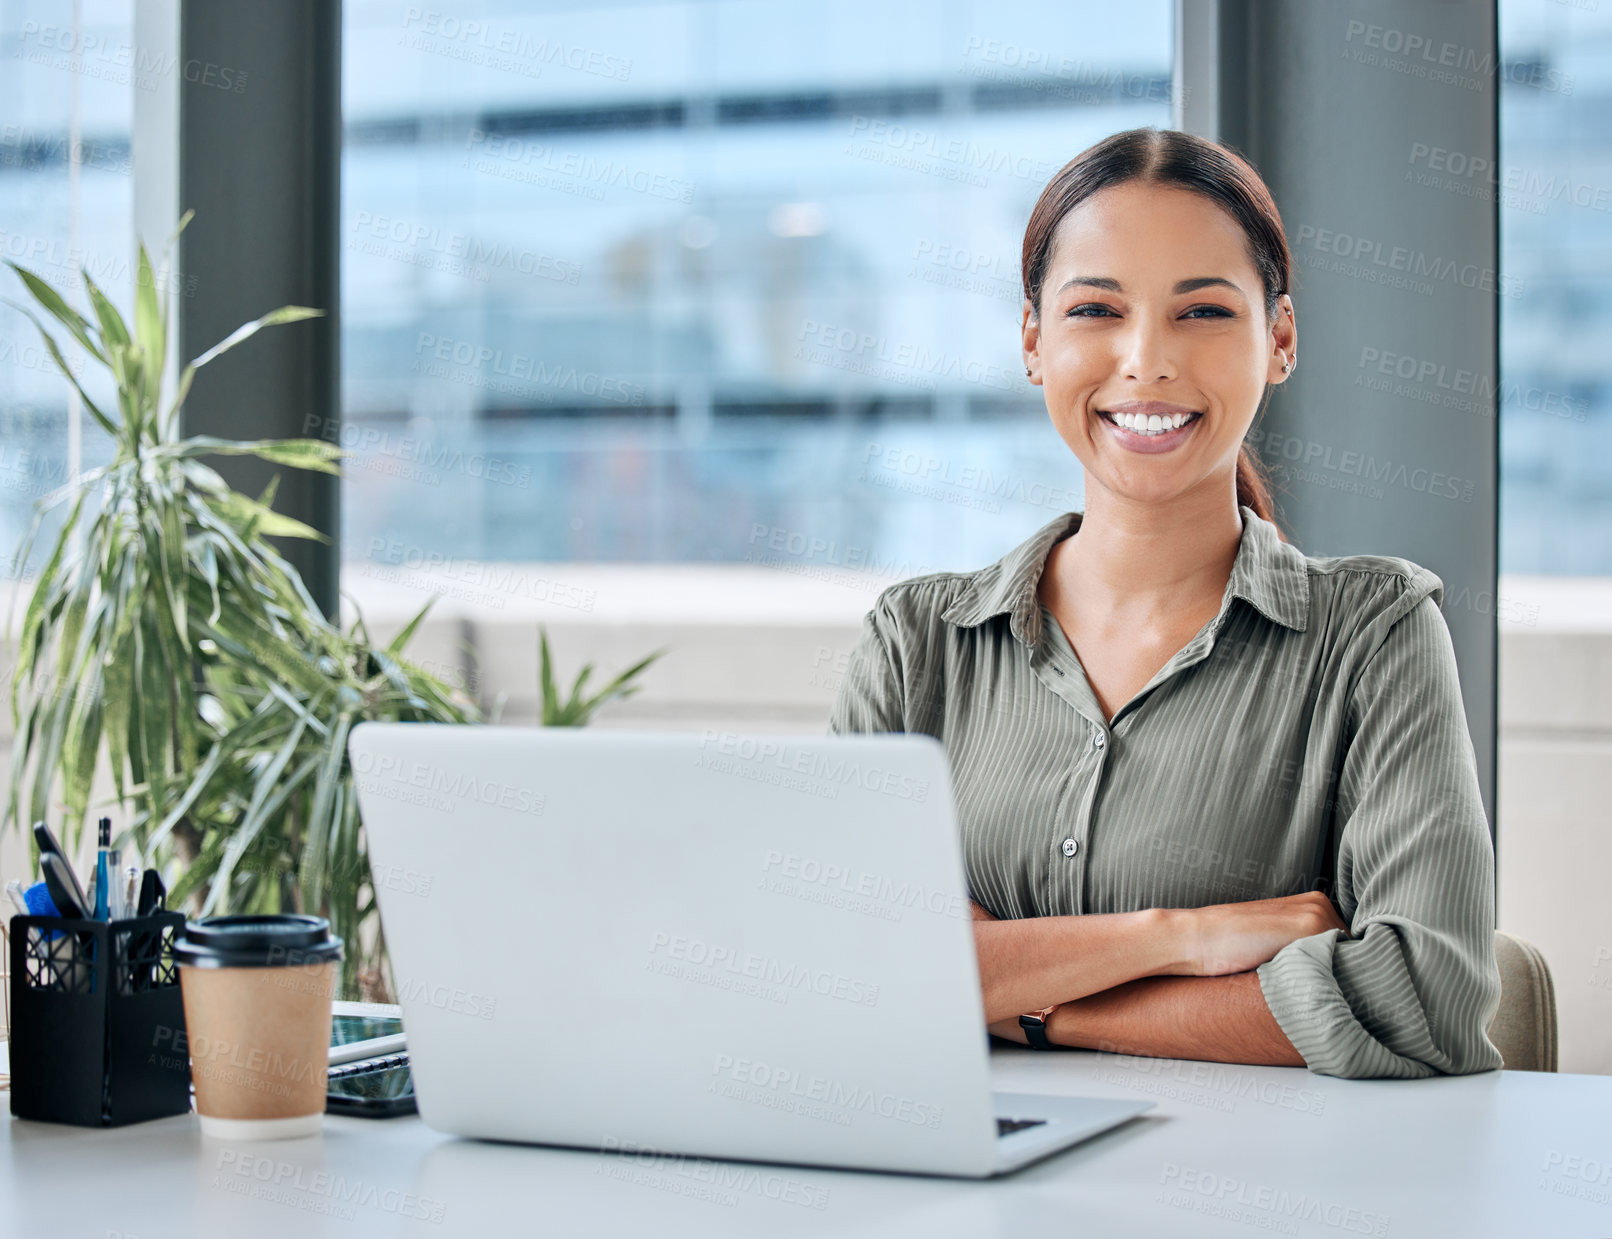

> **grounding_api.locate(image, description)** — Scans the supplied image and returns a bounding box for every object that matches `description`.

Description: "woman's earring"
[1281,354,1292,375]
[1025,366,1032,378]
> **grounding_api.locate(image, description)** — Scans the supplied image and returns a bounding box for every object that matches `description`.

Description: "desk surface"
[6,1048,1610,1239]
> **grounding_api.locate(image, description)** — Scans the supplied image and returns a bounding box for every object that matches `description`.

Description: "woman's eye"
[1065,304,1233,319]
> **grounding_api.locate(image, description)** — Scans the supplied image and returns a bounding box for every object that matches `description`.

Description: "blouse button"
[1092,731,1106,750]
[1061,837,1080,858]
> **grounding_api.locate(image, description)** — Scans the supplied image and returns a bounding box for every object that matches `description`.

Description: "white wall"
[1495,576,1612,1075]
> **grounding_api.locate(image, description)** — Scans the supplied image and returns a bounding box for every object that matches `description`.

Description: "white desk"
[5,1047,1609,1238]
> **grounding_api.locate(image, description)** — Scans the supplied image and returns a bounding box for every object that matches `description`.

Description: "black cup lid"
[173,914,345,969]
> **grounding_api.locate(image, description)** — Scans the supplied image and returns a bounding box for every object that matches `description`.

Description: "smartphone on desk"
[327,1001,416,1118]
[327,1059,416,1117]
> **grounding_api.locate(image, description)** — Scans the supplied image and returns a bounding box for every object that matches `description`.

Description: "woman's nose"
[1117,325,1179,382]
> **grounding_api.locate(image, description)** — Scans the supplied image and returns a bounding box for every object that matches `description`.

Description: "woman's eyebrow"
[1055,275,1243,296]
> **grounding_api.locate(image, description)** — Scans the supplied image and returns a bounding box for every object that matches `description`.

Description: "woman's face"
[1021,181,1295,508]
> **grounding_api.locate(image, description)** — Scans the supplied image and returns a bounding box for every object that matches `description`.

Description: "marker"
[94,817,112,920]
[136,869,165,917]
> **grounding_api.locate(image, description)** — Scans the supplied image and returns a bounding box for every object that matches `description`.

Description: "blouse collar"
[939,504,1312,647]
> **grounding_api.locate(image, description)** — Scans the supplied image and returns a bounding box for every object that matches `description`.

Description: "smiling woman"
[829,127,1505,1081]
[1021,128,1293,537]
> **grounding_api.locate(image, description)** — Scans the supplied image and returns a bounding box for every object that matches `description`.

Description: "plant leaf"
[203,712,311,914]
[538,628,559,723]
[167,435,345,475]
[299,709,354,912]
[2,302,119,437]
[384,598,437,658]
[189,305,325,371]
[3,263,107,362]
[80,267,131,351]
[134,242,164,412]
[213,490,328,543]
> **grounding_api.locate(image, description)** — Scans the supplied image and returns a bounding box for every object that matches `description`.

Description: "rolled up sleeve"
[1256,581,1505,1079]
[828,593,907,735]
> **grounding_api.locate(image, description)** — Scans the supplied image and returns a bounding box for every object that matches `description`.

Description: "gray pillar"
[176,0,342,618]
[1178,0,1500,835]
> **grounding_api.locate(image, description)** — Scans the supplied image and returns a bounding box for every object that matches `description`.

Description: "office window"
[0,0,133,579]
[1499,0,1612,573]
[340,0,1174,581]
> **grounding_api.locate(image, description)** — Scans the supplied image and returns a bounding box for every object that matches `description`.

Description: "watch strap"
[1018,1007,1056,1050]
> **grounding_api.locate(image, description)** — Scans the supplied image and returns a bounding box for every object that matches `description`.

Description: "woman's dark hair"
[1021,127,1291,539]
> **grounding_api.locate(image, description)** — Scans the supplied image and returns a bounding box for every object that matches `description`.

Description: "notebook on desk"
[347,723,1152,1178]
[325,1001,415,1116]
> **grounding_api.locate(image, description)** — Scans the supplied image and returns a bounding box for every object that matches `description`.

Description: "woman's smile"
[1095,400,1205,454]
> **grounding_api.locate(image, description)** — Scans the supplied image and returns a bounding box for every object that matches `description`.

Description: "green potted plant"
[4,219,665,999]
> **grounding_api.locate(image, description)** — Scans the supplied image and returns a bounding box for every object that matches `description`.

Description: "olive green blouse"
[828,504,1503,1080]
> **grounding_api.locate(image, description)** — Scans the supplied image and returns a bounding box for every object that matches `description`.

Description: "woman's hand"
[975,901,1034,1040]
[1169,891,1350,977]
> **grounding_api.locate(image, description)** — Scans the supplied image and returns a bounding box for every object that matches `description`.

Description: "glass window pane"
[0,0,133,580]
[340,1,1174,577]
[1499,0,1612,573]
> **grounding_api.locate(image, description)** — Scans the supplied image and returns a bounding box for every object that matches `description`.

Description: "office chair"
[1487,930,1559,1072]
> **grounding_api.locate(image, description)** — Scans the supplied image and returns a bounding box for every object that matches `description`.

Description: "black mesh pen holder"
[8,910,192,1126]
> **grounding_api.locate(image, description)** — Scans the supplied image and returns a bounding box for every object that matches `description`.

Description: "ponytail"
[1235,443,1286,541]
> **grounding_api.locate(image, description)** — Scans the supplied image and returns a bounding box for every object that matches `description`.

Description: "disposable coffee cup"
[173,914,344,1140]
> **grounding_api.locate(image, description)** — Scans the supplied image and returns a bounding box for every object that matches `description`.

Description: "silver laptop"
[347,722,1152,1178]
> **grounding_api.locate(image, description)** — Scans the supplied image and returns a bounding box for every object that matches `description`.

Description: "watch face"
[1019,1007,1056,1050]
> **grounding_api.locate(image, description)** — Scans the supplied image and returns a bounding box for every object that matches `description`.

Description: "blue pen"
[94,816,111,920]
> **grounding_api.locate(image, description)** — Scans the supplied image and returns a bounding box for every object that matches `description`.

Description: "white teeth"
[1108,411,1195,436]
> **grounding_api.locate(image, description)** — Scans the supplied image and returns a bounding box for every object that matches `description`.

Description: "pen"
[107,844,123,917]
[122,865,140,922]
[105,845,123,918]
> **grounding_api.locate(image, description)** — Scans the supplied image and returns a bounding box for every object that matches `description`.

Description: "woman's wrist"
[975,905,1199,1025]
[1142,906,1199,978]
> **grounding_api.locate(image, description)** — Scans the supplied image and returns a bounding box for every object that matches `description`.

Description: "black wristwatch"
[1018,1005,1057,1050]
